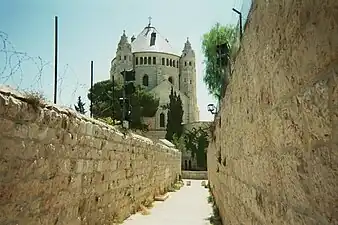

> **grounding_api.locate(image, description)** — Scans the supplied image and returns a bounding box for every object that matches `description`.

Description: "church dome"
[131,25,179,56]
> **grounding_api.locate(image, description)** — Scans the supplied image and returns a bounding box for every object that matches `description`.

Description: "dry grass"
[207,188,222,225]
[24,91,46,111]
[139,204,151,215]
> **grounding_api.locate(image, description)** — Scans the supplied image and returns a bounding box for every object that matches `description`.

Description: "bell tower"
[110,30,133,83]
[179,38,199,122]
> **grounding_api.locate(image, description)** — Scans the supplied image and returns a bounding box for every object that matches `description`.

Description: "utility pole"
[53,16,58,104]
[112,74,114,120]
[232,8,243,40]
[120,69,136,129]
[90,61,94,117]
[122,69,126,125]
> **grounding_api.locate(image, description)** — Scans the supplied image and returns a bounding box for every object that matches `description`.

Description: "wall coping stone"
[0,84,180,155]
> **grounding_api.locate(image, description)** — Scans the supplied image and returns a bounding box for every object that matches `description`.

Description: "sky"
[0,0,248,121]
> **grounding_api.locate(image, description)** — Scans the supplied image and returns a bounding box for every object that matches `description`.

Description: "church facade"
[110,21,199,139]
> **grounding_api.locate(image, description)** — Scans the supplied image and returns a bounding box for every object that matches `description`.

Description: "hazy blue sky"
[0,0,248,121]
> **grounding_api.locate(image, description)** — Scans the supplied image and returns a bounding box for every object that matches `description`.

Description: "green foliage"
[184,127,210,170]
[97,117,115,126]
[88,79,159,130]
[172,134,185,152]
[165,87,184,141]
[202,23,236,100]
[74,96,86,114]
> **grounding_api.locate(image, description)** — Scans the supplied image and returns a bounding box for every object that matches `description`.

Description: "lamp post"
[207,103,218,115]
[232,8,243,40]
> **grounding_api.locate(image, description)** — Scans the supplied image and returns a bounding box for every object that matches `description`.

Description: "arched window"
[140,57,143,64]
[135,57,139,65]
[170,59,172,67]
[143,75,149,86]
[173,60,176,67]
[159,113,165,127]
[168,77,173,84]
[162,58,165,65]
[148,56,151,65]
[144,57,147,64]
[166,58,169,66]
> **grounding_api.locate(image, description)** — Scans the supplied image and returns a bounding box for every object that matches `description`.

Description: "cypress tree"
[165,87,184,141]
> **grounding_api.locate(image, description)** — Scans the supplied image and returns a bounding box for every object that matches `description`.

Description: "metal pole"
[53,16,58,104]
[112,74,114,120]
[90,61,93,117]
[122,69,126,123]
[239,13,243,40]
[232,8,243,40]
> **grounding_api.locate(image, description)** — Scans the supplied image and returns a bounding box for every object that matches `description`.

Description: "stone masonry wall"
[208,0,338,225]
[0,86,181,225]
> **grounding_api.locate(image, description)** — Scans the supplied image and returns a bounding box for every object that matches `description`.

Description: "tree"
[172,134,185,152]
[165,87,184,141]
[74,96,86,114]
[87,79,159,130]
[202,23,236,100]
[184,127,210,170]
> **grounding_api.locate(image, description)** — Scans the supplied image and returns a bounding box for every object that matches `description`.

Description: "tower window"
[124,56,127,60]
[185,61,187,66]
[166,58,169,66]
[170,59,172,67]
[148,56,151,65]
[173,60,176,67]
[140,57,143,64]
[160,113,165,127]
[190,80,192,84]
[150,32,156,46]
[144,57,147,64]
[143,74,149,86]
[162,58,165,65]
[135,57,138,65]
[153,57,156,64]
[189,61,192,66]
[168,77,173,84]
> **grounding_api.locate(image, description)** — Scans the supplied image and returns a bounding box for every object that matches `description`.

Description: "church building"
[109,19,199,139]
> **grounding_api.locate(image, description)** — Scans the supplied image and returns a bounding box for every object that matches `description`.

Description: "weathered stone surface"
[0,86,181,224]
[207,1,338,225]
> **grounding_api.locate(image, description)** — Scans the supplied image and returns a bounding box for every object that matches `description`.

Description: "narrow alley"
[122,180,213,225]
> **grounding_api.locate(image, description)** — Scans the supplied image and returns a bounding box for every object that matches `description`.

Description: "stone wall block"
[85,121,94,136]
[0,93,7,116]
[109,131,125,143]
[0,118,15,138]
[207,0,338,224]
[3,96,21,120]
[63,132,78,146]
[0,85,181,224]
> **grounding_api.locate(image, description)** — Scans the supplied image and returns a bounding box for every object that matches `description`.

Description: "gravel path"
[122,179,213,225]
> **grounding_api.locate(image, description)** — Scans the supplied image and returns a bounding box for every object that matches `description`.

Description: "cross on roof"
[148,16,152,26]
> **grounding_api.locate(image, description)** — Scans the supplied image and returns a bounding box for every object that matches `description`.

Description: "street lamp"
[207,103,217,115]
[232,8,243,40]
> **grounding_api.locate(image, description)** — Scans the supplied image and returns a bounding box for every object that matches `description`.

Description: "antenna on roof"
[148,16,152,27]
